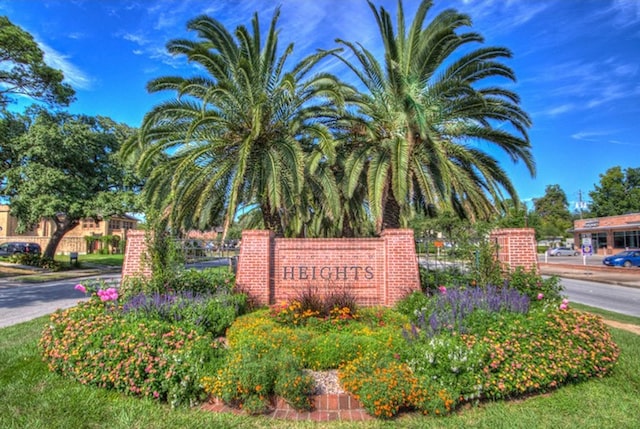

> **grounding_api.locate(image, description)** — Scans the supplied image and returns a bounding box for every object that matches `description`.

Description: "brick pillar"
[382,229,421,305]
[235,230,273,306]
[489,228,538,272]
[121,229,152,283]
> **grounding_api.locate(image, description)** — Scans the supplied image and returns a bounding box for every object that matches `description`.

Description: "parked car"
[548,247,579,256]
[602,249,640,268]
[25,242,42,254]
[0,242,42,257]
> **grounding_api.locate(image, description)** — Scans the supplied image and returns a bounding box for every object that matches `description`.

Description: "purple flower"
[74,284,87,294]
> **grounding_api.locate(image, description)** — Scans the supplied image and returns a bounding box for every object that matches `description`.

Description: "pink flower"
[562,298,569,305]
[74,284,87,293]
[97,287,119,302]
[153,391,159,399]
[559,302,568,310]
[537,293,544,300]
[438,286,447,294]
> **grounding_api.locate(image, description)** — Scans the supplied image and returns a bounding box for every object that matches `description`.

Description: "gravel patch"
[304,369,345,394]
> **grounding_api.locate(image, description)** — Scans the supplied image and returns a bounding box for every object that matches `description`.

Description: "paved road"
[0,274,121,328]
[0,259,233,328]
[560,277,640,317]
[1,257,638,328]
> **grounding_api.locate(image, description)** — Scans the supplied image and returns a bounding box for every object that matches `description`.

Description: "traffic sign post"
[581,244,593,266]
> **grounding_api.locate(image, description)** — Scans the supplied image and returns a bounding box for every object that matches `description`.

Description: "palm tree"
[332,0,535,233]
[126,8,347,239]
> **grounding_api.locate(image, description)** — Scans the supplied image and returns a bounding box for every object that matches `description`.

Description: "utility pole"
[577,190,584,219]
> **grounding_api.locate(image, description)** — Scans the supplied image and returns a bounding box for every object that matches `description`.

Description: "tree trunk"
[341,215,355,238]
[43,217,79,259]
[382,188,402,231]
[261,202,284,237]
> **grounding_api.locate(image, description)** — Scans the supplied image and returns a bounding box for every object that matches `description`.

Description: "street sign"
[581,244,593,256]
[582,237,592,246]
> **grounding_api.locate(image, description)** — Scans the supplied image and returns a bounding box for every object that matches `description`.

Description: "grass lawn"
[1,308,639,429]
[0,263,37,278]
[54,253,125,267]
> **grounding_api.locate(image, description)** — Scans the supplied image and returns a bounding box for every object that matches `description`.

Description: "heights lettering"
[282,265,374,281]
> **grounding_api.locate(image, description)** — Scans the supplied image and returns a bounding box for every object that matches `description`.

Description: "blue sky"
[2,0,639,213]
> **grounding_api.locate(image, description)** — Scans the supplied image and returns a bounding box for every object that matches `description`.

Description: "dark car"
[602,250,640,268]
[0,242,42,257]
[25,242,42,254]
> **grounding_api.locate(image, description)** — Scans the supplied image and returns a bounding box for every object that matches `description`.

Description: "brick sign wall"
[235,229,421,307]
[121,229,152,281]
[489,228,538,272]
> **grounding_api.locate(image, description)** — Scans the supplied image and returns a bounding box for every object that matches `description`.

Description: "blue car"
[602,250,640,268]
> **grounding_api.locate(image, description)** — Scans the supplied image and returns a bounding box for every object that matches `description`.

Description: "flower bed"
[39,270,619,420]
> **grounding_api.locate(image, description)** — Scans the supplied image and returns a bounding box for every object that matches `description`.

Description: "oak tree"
[4,108,141,258]
[0,16,75,107]
[588,166,640,217]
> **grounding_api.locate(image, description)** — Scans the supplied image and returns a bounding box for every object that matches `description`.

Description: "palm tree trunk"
[261,202,284,237]
[382,190,402,230]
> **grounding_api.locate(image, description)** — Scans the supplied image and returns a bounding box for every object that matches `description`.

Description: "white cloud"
[536,57,639,112]
[586,83,627,108]
[610,0,640,25]
[540,104,574,117]
[614,63,638,76]
[456,0,549,34]
[571,131,610,141]
[38,42,92,90]
[122,32,148,46]
[571,131,640,147]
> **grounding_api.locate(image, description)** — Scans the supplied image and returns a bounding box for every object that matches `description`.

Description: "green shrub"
[419,265,471,293]
[9,253,61,271]
[274,356,315,411]
[174,268,235,295]
[339,352,425,419]
[121,291,247,337]
[479,307,619,399]
[226,310,301,352]
[204,345,315,414]
[402,332,486,404]
[505,267,563,301]
[120,267,235,301]
[469,239,504,287]
[46,268,620,421]
[40,300,223,407]
[210,345,278,414]
[395,291,432,321]
[300,331,374,370]
[357,306,411,328]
